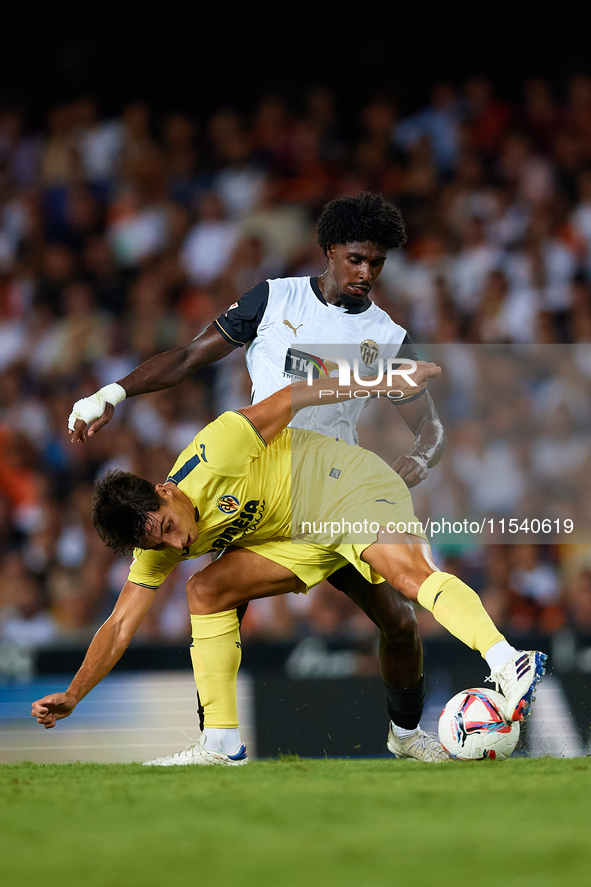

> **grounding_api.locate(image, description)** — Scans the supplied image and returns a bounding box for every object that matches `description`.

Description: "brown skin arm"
[70,323,236,442]
[31,581,156,727]
[238,361,442,444]
[392,390,446,488]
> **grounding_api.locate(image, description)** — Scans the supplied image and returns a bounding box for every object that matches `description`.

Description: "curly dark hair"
[317,192,407,255]
[92,470,162,556]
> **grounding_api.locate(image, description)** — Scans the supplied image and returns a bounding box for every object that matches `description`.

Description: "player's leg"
[329,565,423,688]
[361,530,547,721]
[328,565,447,762]
[144,549,301,767]
[188,549,302,752]
[327,568,426,719]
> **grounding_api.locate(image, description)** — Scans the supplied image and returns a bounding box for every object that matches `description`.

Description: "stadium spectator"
[507,545,564,633]
[72,96,123,194]
[180,191,238,285]
[520,78,561,156]
[448,216,502,315]
[395,82,464,174]
[463,75,514,155]
[0,556,57,647]
[237,175,310,267]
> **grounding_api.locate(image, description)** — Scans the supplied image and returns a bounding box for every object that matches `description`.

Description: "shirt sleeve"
[397,332,419,361]
[214,280,270,346]
[128,547,183,589]
[189,410,267,478]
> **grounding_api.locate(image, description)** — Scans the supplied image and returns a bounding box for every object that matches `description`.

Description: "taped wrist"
[99,383,127,406]
[68,383,126,430]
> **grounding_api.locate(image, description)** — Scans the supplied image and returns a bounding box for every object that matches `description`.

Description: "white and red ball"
[438,688,520,761]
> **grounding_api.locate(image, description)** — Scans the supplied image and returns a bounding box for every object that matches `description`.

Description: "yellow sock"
[190,610,241,728]
[417,572,505,657]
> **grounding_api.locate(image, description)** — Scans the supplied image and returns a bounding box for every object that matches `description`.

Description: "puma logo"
[283,320,303,337]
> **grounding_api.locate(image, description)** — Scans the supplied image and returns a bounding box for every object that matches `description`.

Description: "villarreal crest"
[217,495,241,514]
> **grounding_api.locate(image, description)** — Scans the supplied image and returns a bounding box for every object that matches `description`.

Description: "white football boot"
[143,738,248,767]
[387,724,450,762]
[486,650,547,721]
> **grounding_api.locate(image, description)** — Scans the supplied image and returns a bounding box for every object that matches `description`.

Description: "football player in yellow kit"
[32,364,547,765]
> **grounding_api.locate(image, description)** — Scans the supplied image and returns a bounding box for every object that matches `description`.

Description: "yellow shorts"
[292,442,428,547]
[237,450,427,592]
[234,537,383,592]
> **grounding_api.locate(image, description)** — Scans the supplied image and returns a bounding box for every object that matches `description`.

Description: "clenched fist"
[31,693,77,729]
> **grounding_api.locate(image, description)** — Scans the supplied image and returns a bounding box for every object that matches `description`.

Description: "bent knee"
[382,597,418,642]
[371,584,418,640]
[395,600,418,636]
[186,572,222,614]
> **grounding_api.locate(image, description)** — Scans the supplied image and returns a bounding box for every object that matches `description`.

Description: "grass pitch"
[1,757,590,887]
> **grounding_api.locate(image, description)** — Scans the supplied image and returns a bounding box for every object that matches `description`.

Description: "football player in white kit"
[69,193,449,762]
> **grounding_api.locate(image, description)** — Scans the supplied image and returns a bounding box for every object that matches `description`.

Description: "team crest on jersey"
[360,339,379,365]
[217,495,240,514]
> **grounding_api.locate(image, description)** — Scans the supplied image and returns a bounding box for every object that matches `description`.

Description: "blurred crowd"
[2,75,591,655]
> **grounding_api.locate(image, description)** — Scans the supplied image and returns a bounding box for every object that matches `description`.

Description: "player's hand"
[392,454,429,488]
[408,360,442,390]
[369,359,441,400]
[69,402,115,443]
[68,383,126,443]
[32,693,77,728]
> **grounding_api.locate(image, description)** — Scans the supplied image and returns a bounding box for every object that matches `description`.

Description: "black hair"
[317,192,407,255]
[92,470,162,556]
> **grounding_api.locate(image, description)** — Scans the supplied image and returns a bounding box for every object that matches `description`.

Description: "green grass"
[1,758,590,887]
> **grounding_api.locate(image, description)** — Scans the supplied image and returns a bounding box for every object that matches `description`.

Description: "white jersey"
[214,275,417,445]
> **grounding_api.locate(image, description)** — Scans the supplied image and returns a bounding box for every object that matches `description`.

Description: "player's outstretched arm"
[392,390,446,488]
[69,324,236,442]
[239,360,442,444]
[31,582,156,728]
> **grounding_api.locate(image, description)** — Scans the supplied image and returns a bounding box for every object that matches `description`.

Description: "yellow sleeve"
[128,546,183,589]
[178,411,267,480]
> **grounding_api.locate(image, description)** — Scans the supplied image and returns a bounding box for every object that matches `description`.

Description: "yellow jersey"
[128,410,424,591]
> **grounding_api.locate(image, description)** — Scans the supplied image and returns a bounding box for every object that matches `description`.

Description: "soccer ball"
[438,688,520,761]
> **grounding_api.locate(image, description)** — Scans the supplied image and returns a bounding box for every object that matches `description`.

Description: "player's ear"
[155,483,172,499]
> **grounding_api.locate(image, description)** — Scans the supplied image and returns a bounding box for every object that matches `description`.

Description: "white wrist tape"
[68,383,127,431]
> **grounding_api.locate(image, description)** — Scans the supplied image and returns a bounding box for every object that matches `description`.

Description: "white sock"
[201,727,242,756]
[391,723,420,740]
[485,640,519,671]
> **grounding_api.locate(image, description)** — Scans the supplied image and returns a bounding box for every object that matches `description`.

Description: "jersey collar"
[310,277,372,314]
